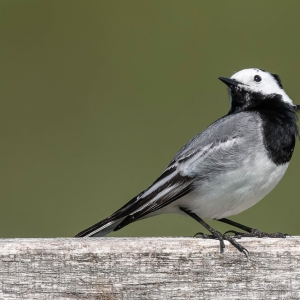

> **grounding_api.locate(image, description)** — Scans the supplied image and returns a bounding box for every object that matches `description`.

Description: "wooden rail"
[0,237,300,299]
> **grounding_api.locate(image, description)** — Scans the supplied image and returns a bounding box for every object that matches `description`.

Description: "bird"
[75,68,299,256]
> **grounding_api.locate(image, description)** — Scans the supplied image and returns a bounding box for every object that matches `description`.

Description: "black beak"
[293,104,300,111]
[218,77,242,89]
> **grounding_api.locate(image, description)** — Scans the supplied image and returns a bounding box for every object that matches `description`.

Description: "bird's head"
[219,68,295,113]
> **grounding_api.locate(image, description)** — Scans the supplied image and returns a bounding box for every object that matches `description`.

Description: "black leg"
[217,218,253,232]
[179,207,248,256]
[217,218,287,238]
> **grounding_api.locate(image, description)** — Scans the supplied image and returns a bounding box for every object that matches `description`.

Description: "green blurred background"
[0,1,299,238]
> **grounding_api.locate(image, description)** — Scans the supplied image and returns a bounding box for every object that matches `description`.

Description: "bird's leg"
[179,207,248,256]
[217,218,288,238]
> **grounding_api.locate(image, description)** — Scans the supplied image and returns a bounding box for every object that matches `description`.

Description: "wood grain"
[0,237,300,299]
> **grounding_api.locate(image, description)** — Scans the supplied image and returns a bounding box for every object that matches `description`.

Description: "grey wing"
[179,112,263,174]
[114,112,262,231]
[172,112,260,164]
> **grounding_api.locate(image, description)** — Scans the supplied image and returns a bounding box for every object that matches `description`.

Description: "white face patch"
[230,68,293,105]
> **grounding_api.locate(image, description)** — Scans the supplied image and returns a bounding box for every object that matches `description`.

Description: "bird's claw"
[223,234,249,258]
[193,232,213,239]
[223,230,243,238]
[193,231,248,255]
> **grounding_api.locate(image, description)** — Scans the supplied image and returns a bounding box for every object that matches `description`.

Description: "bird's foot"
[194,231,225,253]
[194,231,248,257]
[224,229,289,239]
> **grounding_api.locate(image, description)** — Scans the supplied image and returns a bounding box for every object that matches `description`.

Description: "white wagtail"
[76,68,299,255]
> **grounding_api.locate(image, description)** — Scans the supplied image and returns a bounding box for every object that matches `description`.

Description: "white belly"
[173,151,289,219]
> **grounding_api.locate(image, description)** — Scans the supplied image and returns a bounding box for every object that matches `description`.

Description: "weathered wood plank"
[0,237,300,299]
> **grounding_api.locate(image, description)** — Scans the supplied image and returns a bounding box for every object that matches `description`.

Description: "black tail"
[75,216,126,237]
[75,192,145,237]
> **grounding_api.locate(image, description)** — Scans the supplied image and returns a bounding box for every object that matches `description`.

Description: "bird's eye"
[254,75,262,82]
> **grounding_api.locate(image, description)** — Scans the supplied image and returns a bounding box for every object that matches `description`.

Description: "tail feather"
[75,217,126,237]
[75,193,144,237]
